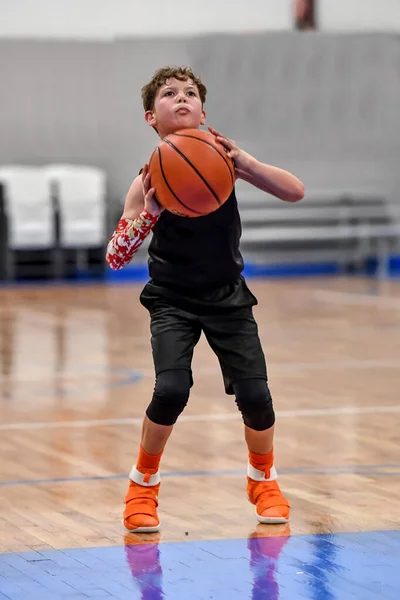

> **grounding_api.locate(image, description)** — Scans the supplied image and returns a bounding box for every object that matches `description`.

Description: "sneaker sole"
[123,521,161,533]
[255,508,290,524]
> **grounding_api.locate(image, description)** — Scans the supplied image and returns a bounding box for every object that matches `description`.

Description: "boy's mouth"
[175,106,190,114]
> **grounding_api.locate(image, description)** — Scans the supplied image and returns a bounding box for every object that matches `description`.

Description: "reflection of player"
[124,533,163,600]
[248,526,291,600]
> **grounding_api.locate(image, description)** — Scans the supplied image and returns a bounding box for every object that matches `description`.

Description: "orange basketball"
[148,129,235,217]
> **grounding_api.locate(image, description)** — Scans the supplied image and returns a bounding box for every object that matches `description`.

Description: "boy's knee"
[146,370,191,426]
[233,378,275,431]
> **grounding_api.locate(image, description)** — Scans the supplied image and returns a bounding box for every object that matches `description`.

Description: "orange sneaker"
[247,465,290,524]
[123,470,161,533]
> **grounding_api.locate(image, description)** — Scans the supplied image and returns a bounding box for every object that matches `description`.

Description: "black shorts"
[140,277,267,394]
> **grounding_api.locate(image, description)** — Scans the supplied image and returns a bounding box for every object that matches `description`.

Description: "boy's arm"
[106,166,163,270]
[208,126,304,203]
[235,157,304,203]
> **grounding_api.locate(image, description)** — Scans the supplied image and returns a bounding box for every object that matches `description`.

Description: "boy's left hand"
[208,126,250,173]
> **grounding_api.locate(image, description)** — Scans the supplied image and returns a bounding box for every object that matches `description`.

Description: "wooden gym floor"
[0,276,399,599]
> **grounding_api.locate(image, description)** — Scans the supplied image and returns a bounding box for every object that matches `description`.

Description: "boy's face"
[145,77,206,138]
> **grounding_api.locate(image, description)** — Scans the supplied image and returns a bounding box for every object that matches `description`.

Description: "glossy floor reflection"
[0,529,399,600]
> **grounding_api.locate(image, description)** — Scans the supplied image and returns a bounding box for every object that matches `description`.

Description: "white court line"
[1,357,398,385]
[139,357,400,377]
[313,289,400,309]
[1,404,399,431]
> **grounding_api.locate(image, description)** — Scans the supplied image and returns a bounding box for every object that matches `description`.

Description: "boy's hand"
[142,164,164,217]
[208,126,251,173]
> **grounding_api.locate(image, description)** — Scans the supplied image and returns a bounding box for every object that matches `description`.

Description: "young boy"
[106,66,304,533]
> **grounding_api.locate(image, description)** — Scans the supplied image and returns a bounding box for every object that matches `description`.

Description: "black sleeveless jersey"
[147,188,244,291]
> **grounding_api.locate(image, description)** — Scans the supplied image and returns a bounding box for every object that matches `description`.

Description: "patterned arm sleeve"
[106,209,159,270]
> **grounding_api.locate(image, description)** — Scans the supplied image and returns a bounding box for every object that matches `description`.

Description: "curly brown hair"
[141,66,207,111]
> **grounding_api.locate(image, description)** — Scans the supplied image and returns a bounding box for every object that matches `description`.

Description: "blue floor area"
[0,530,399,600]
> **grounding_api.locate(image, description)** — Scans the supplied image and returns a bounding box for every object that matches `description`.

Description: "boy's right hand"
[142,164,164,217]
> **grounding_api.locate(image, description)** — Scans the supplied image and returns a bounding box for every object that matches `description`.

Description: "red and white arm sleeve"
[106,209,159,270]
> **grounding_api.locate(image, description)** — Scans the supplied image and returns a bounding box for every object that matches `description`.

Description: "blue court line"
[1,464,399,487]
[1,367,143,401]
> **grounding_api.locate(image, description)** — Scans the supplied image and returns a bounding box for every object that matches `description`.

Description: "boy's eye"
[187,91,196,96]
[164,90,174,96]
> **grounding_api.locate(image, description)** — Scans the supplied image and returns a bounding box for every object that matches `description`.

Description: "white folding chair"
[45,164,107,274]
[0,166,56,279]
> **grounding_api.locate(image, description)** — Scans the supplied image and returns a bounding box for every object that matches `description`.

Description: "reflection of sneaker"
[251,523,291,538]
[248,525,291,556]
[247,527,291,600]
[247,478,290,524]
[124,533,163,599]
[123,480,161,533]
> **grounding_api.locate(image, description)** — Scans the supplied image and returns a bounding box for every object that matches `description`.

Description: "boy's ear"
[200,110,206,125]
[145,110,157,127]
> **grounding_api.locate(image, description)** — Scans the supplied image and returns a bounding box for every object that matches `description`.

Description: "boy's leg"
[202,307,290,523]
[124,303,201,532]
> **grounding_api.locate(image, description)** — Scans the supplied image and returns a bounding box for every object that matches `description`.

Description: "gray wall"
[1,32,400,206]
[0,40,112,164]
[0,0,293,38]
